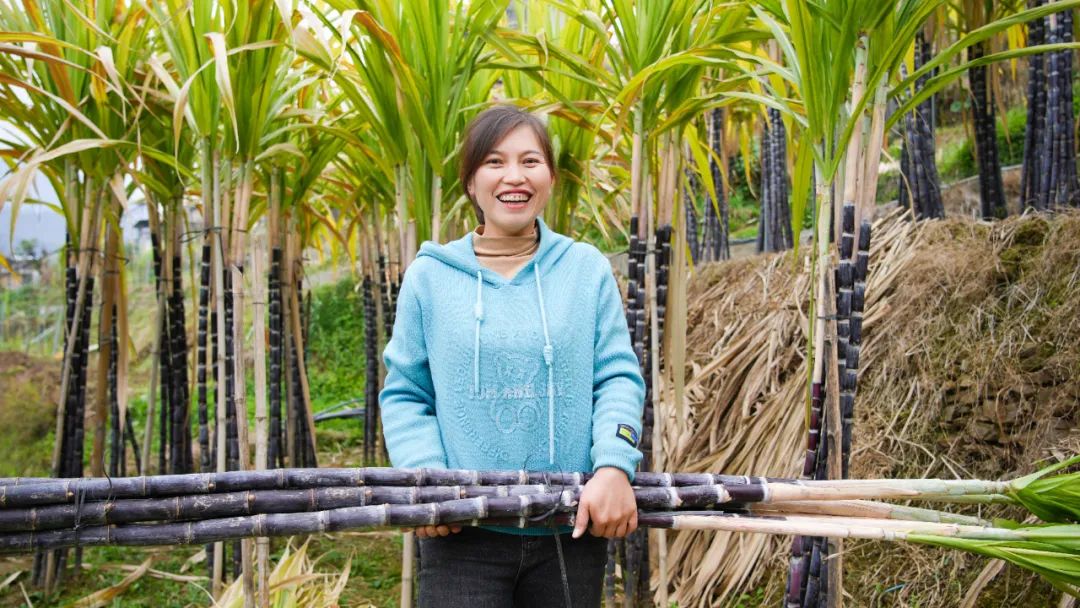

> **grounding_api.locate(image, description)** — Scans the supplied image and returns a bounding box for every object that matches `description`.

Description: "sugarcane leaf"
[910,534,1080,592]
[888,42,1080,129]
[683,123,717,220]
[789,132,813,257]
[205,33,239,151]
[1009,455,1080,523]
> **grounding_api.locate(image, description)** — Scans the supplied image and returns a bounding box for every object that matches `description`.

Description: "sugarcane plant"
[747,0,1080,602]
[898,28,944,219]
[1022,1,1080,210]
[701,108,731,263]
[757,107,793,253]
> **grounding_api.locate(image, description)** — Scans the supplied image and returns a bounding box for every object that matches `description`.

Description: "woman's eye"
[485,158,501,165]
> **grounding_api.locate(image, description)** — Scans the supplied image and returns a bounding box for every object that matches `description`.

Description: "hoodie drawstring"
[534,266,556,466]
[471,265,556,466]
[473,270,484,397]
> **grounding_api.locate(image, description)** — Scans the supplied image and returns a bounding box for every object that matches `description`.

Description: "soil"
[0,351,62,478]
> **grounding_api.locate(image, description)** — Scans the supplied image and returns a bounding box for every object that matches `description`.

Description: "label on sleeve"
[616,424,639,447]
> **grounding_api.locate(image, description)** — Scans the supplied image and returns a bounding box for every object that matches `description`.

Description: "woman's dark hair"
[459,106,556,224]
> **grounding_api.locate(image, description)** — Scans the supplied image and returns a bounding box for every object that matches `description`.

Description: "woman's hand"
[405,525,463,539]
[572,467,638,539]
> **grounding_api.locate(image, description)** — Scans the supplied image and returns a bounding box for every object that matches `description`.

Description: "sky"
[1,169,150,259]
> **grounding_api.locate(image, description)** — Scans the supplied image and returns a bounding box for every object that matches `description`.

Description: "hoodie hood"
[415,216,572,466]
[416,216,575,284]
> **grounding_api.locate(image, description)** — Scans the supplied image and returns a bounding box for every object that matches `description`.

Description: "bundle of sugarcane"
[1,460,1078,596]
[757,107,793,253]
[1021,0,1047,210]
[1027,3,1080,210]
[701,108,730,262]
[898,30,944,219]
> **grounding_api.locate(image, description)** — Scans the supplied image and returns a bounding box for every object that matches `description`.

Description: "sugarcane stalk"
[210,142,228,598]
[161,218,176,474]
[217,156,241,582]
[268,243,283,469]
[251,229,271,608]
[363,276,378,466]
[224,269,238,475]
[159,298,171,475]
[268,173,284,471]
[969,41,1008,218]
[1021,1,1048,210]
[167,213,191,474]
[1039,11,1062,211]
[758,122,771,254]
[646,159,667,608]
[197,237,212,474]
[916,31,943,219]
[92,207,118,483]
[288,241,317,466]
[684,167,700,265]
[283,270,297,467]
[1057,7,1078,205]
[109,304,121,477]
[229,159,255,603]
[125,411,141,476]
[59,262,77,479]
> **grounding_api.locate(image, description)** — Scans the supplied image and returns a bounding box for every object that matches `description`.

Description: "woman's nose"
[502,163,526,183]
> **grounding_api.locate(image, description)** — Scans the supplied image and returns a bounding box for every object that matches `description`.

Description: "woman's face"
[467,125,554,237]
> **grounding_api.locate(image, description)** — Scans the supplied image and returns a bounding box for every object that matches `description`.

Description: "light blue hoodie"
[379,217,646,521]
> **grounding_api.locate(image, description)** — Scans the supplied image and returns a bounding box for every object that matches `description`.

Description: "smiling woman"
[379,105,647,607]
[460,107,557,236]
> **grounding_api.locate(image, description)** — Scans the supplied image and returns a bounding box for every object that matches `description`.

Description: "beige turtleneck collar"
[472,221,540,280]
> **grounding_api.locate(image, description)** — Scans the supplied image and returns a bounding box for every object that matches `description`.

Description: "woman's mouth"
[496,192,532,210]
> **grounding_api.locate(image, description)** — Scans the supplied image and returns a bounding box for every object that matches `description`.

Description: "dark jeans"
[417,526,608,608]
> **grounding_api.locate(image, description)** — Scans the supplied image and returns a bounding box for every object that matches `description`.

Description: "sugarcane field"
[4,0,1080,606]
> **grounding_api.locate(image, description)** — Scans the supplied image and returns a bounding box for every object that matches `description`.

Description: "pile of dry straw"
[657,210,1080,607]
